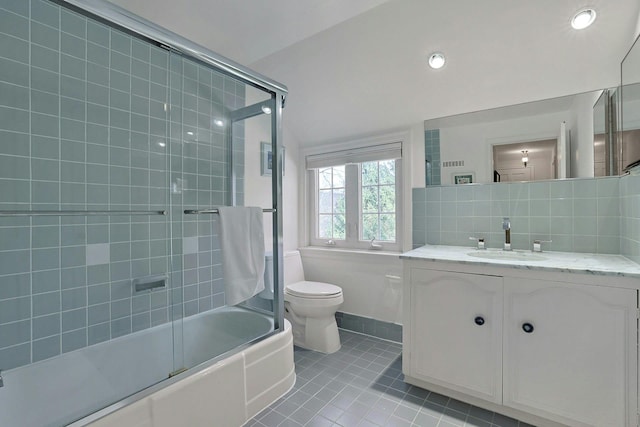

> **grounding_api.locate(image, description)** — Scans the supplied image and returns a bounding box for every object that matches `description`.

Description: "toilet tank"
[283,251,305,285]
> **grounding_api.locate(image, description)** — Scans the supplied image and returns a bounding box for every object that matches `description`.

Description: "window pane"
[362,214,379,240]
[380,214,396,241]
[379,185,395,212]
[319,189,332,213]
[319,168,332,189]
[319,215,332,238]
[333,214,346,239]
[333,166,345,188]
[379,160,395,185]
[362,162,378,186]
[362,186,378,213]
[333,189,345,213]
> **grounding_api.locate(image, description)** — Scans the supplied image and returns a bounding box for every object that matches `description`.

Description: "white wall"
[569,91,600,178]
[300,249,403,324]
[296,127,422,323]
[244,88,300,252]
[434,111,569,184]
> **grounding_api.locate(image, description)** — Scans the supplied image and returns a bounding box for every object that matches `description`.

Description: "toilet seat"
[285,281,342,299]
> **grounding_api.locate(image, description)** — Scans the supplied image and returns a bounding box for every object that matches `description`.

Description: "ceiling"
[109,0,640,146]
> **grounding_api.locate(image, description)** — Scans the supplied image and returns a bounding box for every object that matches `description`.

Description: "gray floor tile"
[306,415,333,427]
[246,330,525,427]
[492,413,520,427]
[393,403,418,422]
[414,411,440,427]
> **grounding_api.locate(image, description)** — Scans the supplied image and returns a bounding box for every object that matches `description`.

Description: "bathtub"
[0,306,295,427]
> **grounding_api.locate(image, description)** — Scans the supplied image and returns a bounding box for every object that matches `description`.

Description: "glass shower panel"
[0,2,175,426]
[167,51,278,370]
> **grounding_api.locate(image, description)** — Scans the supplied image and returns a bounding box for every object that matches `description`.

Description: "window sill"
[299,246,403,261]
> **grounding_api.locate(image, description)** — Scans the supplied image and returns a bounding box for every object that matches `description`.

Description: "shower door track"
[0,210,168,216]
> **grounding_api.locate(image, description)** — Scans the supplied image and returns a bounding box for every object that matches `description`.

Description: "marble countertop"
[400,245,640,279]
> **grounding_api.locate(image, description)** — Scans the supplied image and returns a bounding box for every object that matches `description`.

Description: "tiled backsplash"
[424,129,441,186]
[0,0,245,370]
[412,176,632,255]
[620,174,640,263]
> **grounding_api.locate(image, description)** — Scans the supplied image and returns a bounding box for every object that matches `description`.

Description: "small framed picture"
[261,142,285,177]
[452,172,474,184]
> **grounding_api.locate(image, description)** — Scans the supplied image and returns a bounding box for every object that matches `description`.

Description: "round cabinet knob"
[522,323,534,333]
[474,316,485,326]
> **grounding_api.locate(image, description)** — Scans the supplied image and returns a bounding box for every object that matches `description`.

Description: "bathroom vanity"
[400,245,640,427]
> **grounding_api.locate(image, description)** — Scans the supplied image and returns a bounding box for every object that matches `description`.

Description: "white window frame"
[308,157,403,252]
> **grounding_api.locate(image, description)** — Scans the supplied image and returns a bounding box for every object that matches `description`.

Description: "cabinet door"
[503,278,637,427]
[409,269,503,403]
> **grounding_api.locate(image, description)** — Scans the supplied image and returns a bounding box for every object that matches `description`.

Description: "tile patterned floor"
[247,330,533,427]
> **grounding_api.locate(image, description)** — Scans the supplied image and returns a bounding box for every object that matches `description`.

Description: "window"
[318,166,346,240]
[361,160,396,242]
[307,142,402,251]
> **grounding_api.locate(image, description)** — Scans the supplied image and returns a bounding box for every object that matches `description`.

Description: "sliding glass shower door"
[167,49,281,370]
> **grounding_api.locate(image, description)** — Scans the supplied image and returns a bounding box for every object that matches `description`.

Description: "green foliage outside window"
[361,160,395,241]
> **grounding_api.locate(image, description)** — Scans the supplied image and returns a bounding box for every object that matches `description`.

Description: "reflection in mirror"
[592,88,620,176]
[493,139,557,182]
[621,34,640,173]
[424,91,602,184]
[593,90,607,176]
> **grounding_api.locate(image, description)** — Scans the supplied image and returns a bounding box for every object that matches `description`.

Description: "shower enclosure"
[0,0,287,425]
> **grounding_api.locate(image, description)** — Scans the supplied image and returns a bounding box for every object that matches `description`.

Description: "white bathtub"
[0,307,295,427]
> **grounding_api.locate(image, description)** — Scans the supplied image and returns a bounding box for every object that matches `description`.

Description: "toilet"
[263,251,343,353]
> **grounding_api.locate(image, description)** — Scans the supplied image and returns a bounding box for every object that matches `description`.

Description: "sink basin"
[466,250,547,261]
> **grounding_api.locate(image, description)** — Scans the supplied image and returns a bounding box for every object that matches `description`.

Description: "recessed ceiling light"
[428,52,446,69]
[571,8,596,30]
[213,119,224,127]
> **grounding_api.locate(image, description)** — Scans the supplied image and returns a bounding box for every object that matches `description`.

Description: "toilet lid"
[285,281,342,298]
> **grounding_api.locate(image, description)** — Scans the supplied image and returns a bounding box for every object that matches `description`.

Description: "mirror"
[592,90,607,176]
[621,33,640,173]
[424,90,602,184]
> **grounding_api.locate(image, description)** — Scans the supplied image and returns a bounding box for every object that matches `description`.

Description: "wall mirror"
[621,33,640,173]
[423,30,640,186]
[424,90,601,185]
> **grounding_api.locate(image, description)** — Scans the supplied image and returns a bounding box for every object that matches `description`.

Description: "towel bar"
[183,208,276,214]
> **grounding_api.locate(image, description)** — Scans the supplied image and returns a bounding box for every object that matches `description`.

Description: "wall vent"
[443,160,465,168]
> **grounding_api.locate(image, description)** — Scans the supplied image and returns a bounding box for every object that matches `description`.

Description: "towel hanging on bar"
[217,207,266,306]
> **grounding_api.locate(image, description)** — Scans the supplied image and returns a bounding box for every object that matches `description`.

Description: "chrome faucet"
[469,236,486,249]
[502,217,511,251]
[533,239,552,252]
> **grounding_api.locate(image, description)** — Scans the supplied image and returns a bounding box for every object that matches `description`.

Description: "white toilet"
[263,251,343,353]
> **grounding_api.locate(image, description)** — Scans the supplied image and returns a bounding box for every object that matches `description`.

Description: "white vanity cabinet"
[408,270,503,403]
[503,277,637,427]
[403,263,639,427]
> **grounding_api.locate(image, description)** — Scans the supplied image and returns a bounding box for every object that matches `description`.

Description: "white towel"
[217,206,265,306]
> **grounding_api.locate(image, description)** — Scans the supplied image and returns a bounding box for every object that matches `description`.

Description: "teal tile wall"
[0,0,246,371]
[424,129,440,186]
[412,177,622,254]
[620,174,640,264]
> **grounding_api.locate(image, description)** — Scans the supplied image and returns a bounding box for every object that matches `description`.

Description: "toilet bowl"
[284,280,343,354]
[262,251,343,353]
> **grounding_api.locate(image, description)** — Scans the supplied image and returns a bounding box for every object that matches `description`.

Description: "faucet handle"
[502,217,510,230]
[469,236,486,249]
[533,239,552,252]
